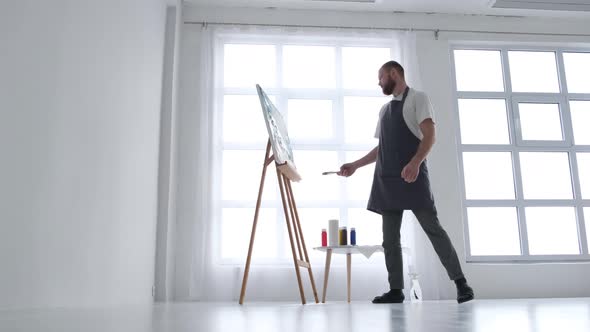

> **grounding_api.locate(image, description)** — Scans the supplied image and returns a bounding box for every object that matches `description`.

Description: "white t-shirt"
[374,88,435,140]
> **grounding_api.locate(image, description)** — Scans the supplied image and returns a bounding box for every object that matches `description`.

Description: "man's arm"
[412,118,436,165]
[401,118,435,182]
[355,146,379,168]
[338,146,379,177]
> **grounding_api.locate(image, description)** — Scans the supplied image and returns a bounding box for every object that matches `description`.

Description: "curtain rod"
[184,21,590,39]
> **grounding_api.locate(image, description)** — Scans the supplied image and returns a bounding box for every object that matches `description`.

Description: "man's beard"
[382,80,396,95]
[382,80,396,96]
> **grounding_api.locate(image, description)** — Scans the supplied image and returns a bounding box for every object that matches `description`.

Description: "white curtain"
[400,31,447,300]
[172,24,445,302]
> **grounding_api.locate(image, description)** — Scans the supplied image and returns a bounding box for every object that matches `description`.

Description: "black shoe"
[456,283,474,304]
[372,290,405,304]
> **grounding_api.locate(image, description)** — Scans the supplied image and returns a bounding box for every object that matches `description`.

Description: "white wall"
[176,5,590,300]
[0,0,167,309]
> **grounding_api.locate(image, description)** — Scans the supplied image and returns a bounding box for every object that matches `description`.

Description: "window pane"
[286,208,339,261]
[224,44,275,88]
[222,208,277,259]
[526,207,579,255]
[458,99,510,144]
[283,45,335,88]
[453,50,504,92]
[570,101,590,145]
[222,150,277,201]
[348,208,383,246]
[467,207,521,256]
[508,51,560,93]
[223,95,270,143]
[345,151,375,201]
[287,99,333,141]
[518,103,563,141]
[463,152,515,199]
[563,52,590,93]
[577,153,590,199]
[342,47,391,89]
[343,96,387,144]
[520,152,572,199]
[291,151,339,201]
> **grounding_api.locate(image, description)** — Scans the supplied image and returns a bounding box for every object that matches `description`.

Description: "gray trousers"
[382,208,464,289]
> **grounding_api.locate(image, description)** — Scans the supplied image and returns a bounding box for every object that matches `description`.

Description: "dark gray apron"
[367,87,435,214]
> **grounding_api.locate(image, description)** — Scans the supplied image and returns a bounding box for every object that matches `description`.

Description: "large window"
[215,33,395,264]
[452,47,590,262]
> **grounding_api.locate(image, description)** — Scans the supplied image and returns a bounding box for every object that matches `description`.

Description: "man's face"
[378,67,398,96]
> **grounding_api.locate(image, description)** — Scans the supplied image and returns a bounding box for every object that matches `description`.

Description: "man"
[338,61,474,304]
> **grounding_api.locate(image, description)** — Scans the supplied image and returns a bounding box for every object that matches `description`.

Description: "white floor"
[1,298,589,332]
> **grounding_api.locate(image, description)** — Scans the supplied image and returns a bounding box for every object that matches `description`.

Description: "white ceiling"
[186,0,590,18]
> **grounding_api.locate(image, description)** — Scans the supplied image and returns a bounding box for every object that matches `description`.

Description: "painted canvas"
[256,84,301,182]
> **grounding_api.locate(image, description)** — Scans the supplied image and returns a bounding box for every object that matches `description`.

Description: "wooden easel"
[239,140,319,305]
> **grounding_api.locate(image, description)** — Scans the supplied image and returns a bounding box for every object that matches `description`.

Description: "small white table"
[313,245,415,303]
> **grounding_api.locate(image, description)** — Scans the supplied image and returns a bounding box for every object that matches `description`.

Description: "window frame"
[451,45,590,263]
[213,31,397,265]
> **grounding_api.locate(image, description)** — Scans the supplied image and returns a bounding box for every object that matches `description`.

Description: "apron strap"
[401,86,410,103]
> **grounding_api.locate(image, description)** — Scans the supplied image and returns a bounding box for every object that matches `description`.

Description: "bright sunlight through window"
[453,47,590,262]
[217,38,393,264]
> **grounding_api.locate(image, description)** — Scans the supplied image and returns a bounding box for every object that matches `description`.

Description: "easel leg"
[285,181,304,260]
[239,141,272,305]
[240,140,317,304]
[347,253,351,303]
[322,249,332,303]
[278,173,306,304]
[285,180,319,304]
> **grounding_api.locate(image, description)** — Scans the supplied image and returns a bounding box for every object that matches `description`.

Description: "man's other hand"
[401,161,420,183]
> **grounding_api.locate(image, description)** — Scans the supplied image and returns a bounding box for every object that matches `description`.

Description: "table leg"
[321,249,332,303]
[346,253,351,303]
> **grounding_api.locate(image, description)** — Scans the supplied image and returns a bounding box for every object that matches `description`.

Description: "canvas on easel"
[238,84,318,305]
[256,84,301,182]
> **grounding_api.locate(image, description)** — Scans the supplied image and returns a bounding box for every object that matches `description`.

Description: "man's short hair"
[381,61,405,78]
